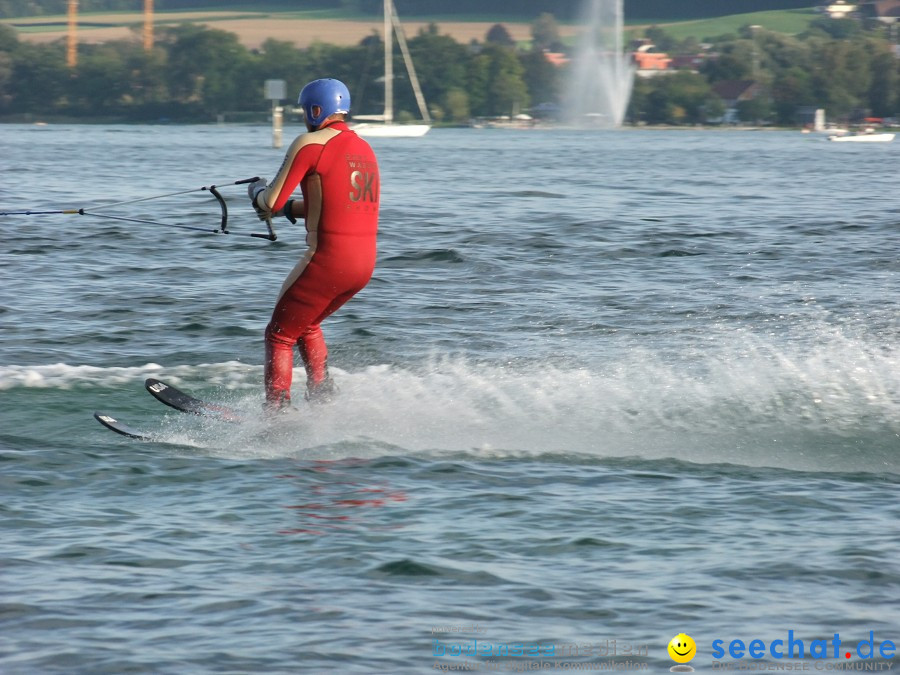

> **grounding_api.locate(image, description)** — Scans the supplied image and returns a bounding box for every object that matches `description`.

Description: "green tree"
[408,25,469,117]
[736,95,772,123]
[520,48,559,107]
[626,75,650,123]
[0,51,13,111]
[256,38,310,102]
[161,25,254,115]
[486,24,515,47]
[701,41,754,82]
[866,41,898,117]
[755,31,810,72]
[466,51,490,117]
[644,26,677,53]
[810,38,872,117]
[644,86,675,124]
[771,67,814,124]
[483,44,528,116]
[640,71,719,124]
[68,42,133,115]
[531,12,560,51]
[807,15,862,40]
[704,95,726,121]
[9,42,68,115]
[0,22,18,52]
[443,86,469,123]
[0,24,18,112]
[306,41,365,88]
[126,46,169,116]
[678,36,701,55]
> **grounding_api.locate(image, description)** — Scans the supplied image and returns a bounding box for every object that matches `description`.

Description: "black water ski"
[144,378,242,422]
[94,412,152,440]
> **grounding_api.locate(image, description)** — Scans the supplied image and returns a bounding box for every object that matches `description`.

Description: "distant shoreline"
[0,116,812,132]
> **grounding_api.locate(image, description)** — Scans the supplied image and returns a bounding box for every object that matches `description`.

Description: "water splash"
[71,329,897,473]
[565,0,635,127]
[9,325,898,473]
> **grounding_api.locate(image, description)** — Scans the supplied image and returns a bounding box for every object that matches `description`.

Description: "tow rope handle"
[206,177,277,242]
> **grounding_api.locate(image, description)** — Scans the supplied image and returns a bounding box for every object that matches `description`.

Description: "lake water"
[1,124,898,674]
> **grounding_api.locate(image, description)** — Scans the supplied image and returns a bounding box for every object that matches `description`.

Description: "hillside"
[634,8,818,42]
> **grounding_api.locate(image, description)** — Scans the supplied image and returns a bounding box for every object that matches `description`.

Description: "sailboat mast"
[383,0,393,125]
[390,0,431,123]
[353,0,430,135]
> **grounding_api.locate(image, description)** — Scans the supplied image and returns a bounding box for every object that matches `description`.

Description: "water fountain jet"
[565,0,635,127]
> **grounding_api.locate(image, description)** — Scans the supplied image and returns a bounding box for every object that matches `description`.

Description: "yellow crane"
[67,0,154,68]
[144,0,153,51]
[66,0,77,67]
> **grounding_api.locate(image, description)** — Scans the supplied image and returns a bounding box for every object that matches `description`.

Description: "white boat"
[352,0,431,138]
[827,129,895,143]
[353,121,430,138]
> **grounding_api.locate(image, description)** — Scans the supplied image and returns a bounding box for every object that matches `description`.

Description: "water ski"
[93,412,152,440]
[144,378,243,422]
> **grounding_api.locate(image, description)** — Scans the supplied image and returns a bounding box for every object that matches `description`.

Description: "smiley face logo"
[668,633,697,664]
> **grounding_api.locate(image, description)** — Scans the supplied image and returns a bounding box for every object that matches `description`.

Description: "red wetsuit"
[256,121,379,405]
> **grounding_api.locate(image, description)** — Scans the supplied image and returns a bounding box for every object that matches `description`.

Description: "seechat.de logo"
[711,631,896,661]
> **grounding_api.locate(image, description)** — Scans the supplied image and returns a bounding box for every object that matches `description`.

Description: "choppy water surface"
[1,125,898,674]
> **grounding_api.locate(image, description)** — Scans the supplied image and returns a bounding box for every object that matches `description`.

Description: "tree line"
[631,18,900,125]
[0,15,897,125]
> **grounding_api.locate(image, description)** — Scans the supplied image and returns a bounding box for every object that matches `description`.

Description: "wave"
[0,361,251,391]
[2,328,898,474]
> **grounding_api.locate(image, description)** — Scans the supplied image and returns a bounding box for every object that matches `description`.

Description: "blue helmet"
[298,78,351,128]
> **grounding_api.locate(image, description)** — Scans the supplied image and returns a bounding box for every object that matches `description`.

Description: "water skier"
[248,78,380,411]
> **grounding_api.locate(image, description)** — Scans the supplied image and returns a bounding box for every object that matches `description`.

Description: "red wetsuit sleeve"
[261,132,330,214]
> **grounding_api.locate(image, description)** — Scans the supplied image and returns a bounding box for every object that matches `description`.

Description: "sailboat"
[352,0,431,137]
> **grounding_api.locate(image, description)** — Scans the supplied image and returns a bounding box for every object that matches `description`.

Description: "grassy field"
[1,9,575,48]
[629,8,818,41]
[1,6,818,48]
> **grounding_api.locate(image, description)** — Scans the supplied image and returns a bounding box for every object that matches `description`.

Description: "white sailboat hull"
[353,123,431,138]
[828,133,895,143]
